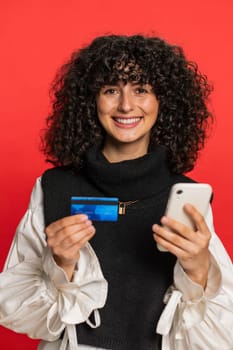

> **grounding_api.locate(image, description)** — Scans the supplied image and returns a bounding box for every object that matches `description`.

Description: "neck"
[102,140,149,163]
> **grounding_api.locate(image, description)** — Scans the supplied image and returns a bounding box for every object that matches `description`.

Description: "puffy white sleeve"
[0,177,108,341]
[157,206,233,350]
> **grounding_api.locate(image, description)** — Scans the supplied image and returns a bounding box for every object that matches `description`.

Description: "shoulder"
[41,166,78,187]
[42,165,74,178]
[171,173,197,184]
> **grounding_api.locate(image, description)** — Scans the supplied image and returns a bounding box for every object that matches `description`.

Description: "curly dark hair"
[41,34,213,173]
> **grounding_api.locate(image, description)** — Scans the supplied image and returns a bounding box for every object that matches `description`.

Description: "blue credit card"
[71,196,119,221]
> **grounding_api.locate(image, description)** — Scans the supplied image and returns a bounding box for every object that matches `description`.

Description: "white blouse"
[0,177,233,350]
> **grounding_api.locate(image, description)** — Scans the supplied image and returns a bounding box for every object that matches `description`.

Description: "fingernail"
[152,224,159,232]
[78,214,88,220]
[161,216,169,224]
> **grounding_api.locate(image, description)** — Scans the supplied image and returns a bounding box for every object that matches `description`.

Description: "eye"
[135,86,149,94]
[102,87,118,95]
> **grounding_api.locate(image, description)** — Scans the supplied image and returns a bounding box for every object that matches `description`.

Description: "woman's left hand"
[152,204,211,288]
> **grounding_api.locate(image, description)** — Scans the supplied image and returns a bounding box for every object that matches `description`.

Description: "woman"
[0,34,232,350]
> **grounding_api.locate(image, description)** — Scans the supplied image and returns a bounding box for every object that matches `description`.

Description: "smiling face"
[96,81,159,160]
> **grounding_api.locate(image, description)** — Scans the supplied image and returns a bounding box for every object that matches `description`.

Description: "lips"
[113,117,142,127]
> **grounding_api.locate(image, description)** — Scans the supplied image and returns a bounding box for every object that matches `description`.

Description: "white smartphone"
[157,182,213,252]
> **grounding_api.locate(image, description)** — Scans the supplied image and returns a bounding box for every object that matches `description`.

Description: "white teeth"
[114,117,141,124]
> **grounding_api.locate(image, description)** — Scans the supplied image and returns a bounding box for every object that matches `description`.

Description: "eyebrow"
[102,82,151,87]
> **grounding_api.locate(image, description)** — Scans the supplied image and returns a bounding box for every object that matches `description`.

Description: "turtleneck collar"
[83,144,173,201]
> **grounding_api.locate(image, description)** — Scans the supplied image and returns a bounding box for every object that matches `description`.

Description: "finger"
[47,220,94,248]
[59,224,96,250]
[46,214,89,237]
[153,223,190,250]
[56,233,91,265]
[51,224,96,258]
[160,215,193,239]
[153,223,200,260]
[69,228,96,252]
[160,214,210,250]
[183,204,211,236]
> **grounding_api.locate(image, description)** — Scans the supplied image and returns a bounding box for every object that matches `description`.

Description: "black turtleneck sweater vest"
[42,145,194,350]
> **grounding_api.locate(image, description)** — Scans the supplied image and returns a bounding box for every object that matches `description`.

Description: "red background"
[0,1,232,348]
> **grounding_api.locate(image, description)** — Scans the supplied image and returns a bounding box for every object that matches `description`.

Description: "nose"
[117,91,134,113]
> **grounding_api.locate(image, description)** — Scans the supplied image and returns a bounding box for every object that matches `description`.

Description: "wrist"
[53,254,79,281]
[184,268,208,288]
[183,258,210,289]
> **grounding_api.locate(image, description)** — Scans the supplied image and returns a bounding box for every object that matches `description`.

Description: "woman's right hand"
[45,214,96,280]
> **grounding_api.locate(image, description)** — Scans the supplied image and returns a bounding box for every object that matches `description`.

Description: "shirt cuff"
[174,252,222,302]
[42,243,108,325]
[42,246,71,287]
